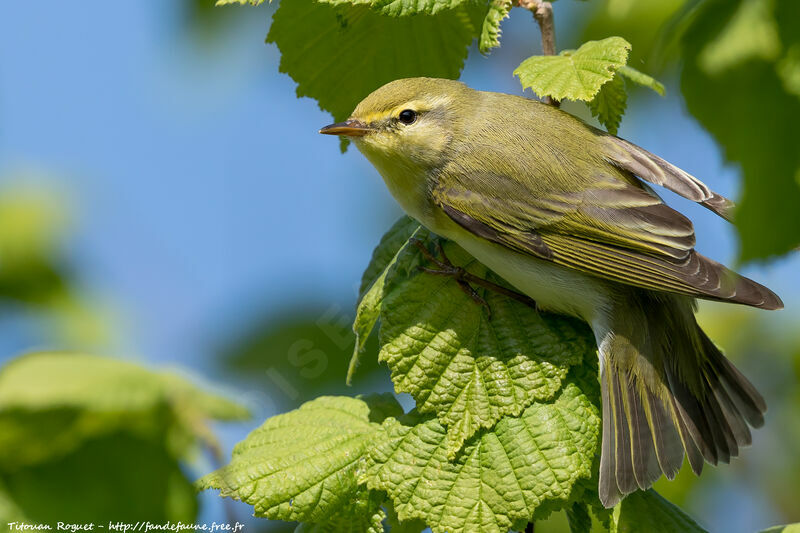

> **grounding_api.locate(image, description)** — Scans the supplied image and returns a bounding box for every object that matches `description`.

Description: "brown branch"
[517,0,560,107]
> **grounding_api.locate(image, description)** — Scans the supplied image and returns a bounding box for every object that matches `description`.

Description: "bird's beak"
[319,119,371,137]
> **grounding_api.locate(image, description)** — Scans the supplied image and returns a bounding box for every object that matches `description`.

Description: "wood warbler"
[320,77,782,507]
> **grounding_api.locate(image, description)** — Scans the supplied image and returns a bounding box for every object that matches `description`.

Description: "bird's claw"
[412,238,492,317]
[411,237,538,314]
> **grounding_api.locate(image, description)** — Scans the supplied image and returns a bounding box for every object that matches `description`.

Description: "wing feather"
[432,173,782,310]
[604,136,736,221]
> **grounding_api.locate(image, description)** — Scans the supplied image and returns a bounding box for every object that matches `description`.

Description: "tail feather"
[597,292,767,508]
[644,387,684,480]
[706,366,752,446]
[624,382,663,489]
[703,334,766,427]
[610,372,637,495]
[703,391,735,461]
[672,401,705,475]
[664,367,719,465]
[599,379,617,506]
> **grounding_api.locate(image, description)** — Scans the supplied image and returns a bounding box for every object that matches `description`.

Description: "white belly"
[432,220,613,327]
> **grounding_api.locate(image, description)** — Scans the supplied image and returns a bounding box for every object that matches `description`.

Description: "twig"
[518,0,560,107]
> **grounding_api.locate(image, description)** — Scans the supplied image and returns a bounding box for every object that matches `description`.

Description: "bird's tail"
[597,291,766,508]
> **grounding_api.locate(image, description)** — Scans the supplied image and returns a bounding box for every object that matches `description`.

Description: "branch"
[518,0,560,107]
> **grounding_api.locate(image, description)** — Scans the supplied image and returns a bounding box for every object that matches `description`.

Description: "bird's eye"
[398,109,417,125]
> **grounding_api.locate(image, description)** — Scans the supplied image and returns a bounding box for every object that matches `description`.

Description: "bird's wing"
[602,135,735,221]
[432,171,781,308]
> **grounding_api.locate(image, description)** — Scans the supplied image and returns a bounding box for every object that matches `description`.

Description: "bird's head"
[319,77,471,170]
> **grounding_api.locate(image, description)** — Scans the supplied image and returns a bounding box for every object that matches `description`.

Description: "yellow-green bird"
[320,77,782,507]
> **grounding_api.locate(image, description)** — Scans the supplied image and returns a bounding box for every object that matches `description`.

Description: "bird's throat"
[354,140,438,227]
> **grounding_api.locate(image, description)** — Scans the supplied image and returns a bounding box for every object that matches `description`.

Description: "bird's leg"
[411,239,491,313]
[410,238,537,315]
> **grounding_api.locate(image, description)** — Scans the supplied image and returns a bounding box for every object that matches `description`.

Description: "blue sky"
[1,1,797,530]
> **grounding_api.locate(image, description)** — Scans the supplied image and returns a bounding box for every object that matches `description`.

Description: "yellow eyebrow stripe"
[358,96,452,124]
[361,111,393,124]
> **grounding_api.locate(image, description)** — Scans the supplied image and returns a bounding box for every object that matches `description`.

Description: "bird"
[319,77,783,508]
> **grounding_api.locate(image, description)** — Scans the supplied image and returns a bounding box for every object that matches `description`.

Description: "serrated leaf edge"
[348,227,423,385]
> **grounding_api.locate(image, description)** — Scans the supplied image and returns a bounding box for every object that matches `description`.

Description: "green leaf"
[617,65,666,96]
[0,184,69,265]
[777,44,800,98]
[384,499,428,533]
[350,218,426,384]
[0,352,248,423]
[267,0,478,123]
[218,0,477,16]
[198,395,394,523]
[578,0,685,69]
[515,37,632,102]
[215,0,269,5]
[377,237,595,457]
[2,431,198,524]
[609,489,707,533]
[680,0,800,261]
[479,0,513,54]
[350,0,476,17]
[359,392,405,423]
[0,352,248,468]
[358,216,423,299]
[366,367,601,533]
[0,183,114,349]
[566,501,592,533]
[761,525,800,533]
[294,490,386,533]
[0,352,245,524]
[588,75,627,135]
[0,478,27,524]
[696,0,780,76]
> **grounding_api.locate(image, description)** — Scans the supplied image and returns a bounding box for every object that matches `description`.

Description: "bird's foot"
[410,238,537,317]
[411,238,491,314]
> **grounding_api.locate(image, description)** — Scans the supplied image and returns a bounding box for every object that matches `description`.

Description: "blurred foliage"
[0,178,252,528]
[762,526,800,533]
[579,0,687,69]
[611,490,705,532]
[0,181,112,349]
[679,0,800,262]
[181,0,273,43]
[0,352,249,526]
[217,307,388,413]
[3,433,197,526]
[0,184,72,308]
